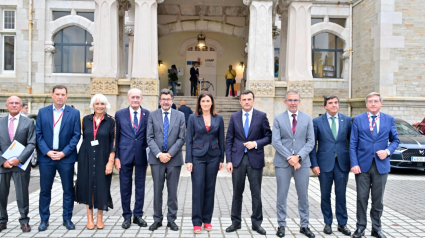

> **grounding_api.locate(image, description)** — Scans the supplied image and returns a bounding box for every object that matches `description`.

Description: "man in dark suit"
[114,88,150,229]
[350,92,399,238]
[190,62,199,96]
[178,100,193,126]
[225,90,271,235]
[147,89,185,231]
[0,96,35,233]
[36,85,81,231]
[309,95,352,236]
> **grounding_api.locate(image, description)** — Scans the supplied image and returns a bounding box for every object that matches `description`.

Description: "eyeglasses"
[367,100,380,104]
[160,99,173,102]
[7,102,21,105]
[285,99,300,103]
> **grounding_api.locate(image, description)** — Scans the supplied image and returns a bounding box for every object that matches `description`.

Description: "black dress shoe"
[133,216,147,227]
[149,221,162,231]
[0,224,7,232]
[300,227,315,238]
[38,221,49,231]
[337,224,351,236]
[252,225,266,235]
[63,220,75,230]
[225,223,241,232]
[371,230,387,238]
[352,228,365,238]
[21,223,31,232]
[276,226,285,237]
[167,221,179,231]
[122,219,131,229]
[323,224,332,234]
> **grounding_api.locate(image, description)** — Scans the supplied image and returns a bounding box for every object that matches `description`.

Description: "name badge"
[91,140,99,146]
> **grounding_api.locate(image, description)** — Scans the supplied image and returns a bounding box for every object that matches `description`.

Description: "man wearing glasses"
[272,90,315,238]
[146,88,185,231]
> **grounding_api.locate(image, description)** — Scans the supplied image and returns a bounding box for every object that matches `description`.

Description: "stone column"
[91,0,119,96]
[125,0,135,79]
[277,2,289,81]
[284,0,314,115]
[131,0,162,111]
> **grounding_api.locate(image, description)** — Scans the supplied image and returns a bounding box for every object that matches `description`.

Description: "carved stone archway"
[178,38,224,57]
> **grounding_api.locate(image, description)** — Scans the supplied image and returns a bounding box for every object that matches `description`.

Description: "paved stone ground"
[1,167,424,238]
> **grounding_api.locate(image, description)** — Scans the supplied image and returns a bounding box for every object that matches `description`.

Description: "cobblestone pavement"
[1,167,424,238]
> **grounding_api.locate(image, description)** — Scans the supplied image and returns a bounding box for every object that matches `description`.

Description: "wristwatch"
[297,155,302,161]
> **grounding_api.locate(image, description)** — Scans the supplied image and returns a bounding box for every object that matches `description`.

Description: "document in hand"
[2,140,32,171]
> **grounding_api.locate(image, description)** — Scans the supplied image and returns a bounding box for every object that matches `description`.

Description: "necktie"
[244,113,249,152]
[331,117,337,140]
[292,114,297,135]
[133,111,139,135]
[163,112,169,151]
[371,115,378,137]
[8,117,15,142]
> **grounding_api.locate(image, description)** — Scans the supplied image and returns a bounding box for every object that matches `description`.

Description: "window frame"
[2,34,16,73]
[3,9,16,30]
[311,33,343,79]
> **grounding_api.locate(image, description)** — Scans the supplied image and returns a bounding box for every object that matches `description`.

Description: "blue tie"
[371,115,378,137]
[133,111,139,135]
[244,113,249,152]
[163,112,169,151]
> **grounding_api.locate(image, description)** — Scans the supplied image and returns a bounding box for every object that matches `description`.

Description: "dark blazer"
[350,112,400,174]
[178,105,193,125]
[309,113,352,173]
[226,109,272,169]
[190,67,199,82]
[36,105,81,164]
[115,107,150,166]
[185,114,225,163]
[0,115,36,173]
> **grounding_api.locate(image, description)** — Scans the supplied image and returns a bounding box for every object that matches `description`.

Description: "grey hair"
[365,92,383,103]
[127,88,143,98]
[159,88,174,99]
[285,90,301,100]
[89,94,111,113]
[323,95,340,106]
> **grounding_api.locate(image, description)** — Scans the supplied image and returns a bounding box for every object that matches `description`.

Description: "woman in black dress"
[76,94,116,230]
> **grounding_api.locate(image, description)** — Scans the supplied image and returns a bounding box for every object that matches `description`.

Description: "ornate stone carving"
[342,51,350,60]
[90,78,118,95]
[287,81,314,98]
[44,45,57,54]
[245,43,249,54]
[247,81,275,97]
[124,26,134,36]
[272,25,280,40]
[157,0,164,3]
[130,78,159,96]
[243,0,252,6]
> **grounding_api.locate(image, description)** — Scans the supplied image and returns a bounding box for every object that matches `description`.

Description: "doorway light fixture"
[158,60,163,67]
[238,61,244,69]
[197,31,206,48]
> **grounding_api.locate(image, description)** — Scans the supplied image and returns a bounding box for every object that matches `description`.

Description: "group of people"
[0,85,398,238]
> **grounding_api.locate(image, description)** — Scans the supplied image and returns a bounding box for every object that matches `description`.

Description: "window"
[3,10,15,29]
[53,11,71,20]
[329,18,346,28]
[311,33,344,78]
[3,35,15,71]
[311,18,323,25]
[53,26,93,73]
[77,12,94,22]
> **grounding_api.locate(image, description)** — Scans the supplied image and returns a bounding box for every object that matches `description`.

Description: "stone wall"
[352,0,376,98]
[392,0,425,97]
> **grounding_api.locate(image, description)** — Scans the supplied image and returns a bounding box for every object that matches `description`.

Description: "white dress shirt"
[156,109,172,158]
[8,113,21,136]
[242,108,257,149]
[129,107,141,130]
[326,112,339,134]
[367,111,380,133]
[53,105,65,150]
[287,110,299,128]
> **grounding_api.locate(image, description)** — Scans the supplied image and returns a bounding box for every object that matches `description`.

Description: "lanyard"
[367,112,379,132]
[93,114,105,140]
[53,111,64,128]
[128,108,141,132]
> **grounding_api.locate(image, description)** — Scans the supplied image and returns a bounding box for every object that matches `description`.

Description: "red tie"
[292,114,297,134]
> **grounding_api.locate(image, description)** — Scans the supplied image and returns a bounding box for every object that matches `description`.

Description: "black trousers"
[191,154,220,226]
[231,154,263,226]
[190,80,197,96]
[0,172,30,225]
[355,160,388,231]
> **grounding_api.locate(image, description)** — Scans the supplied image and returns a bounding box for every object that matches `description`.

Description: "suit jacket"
[309,113,352,173]
[185,114,225,163]
[350,112,400,174]
[190,67,199,81]
[147,109,185,166]
[178,105,193,125]
[0,115,36,173]
[115,107,150,166]
[272,110,315,168]
[225,109,272,168]
[36,105,81,164]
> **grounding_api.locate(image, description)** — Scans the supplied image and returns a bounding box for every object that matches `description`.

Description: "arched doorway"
[185,45,217,96]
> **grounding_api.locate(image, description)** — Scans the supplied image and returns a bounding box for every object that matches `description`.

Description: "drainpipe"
[28,0,33,112]
[348,0,353,117]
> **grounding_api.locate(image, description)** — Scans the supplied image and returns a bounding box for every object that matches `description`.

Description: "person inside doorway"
[169,65,178,96]
[190,62,199,96]
[225,65,236,97]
